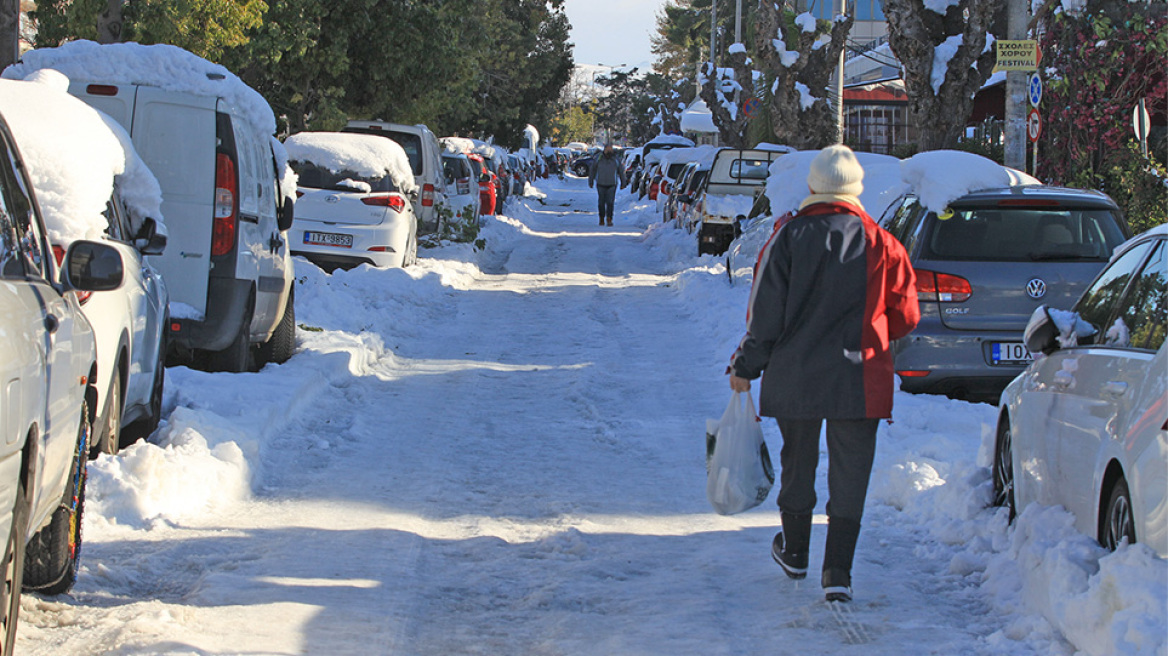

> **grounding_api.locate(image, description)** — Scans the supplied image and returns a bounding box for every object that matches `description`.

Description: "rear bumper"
[170,277,252,353]
[894,319,1029,402]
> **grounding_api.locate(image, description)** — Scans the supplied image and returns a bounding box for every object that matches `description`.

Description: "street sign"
[742,97,761,119]
[1028,74,1042,107]
[1027,108,1042,142]
[994,40,1040,73]
[1133,100,1151,141]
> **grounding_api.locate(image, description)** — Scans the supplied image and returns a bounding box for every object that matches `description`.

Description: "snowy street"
[15,177,1166,655]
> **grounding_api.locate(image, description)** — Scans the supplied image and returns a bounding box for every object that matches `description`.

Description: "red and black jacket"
[732,202,920,419]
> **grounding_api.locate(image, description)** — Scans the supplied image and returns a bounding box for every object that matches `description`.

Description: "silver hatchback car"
[881,186,1130,402]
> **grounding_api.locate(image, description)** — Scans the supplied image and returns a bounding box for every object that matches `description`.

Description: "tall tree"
[756,2,853,149]
[698,51,755,148]
[882,0,1003,150]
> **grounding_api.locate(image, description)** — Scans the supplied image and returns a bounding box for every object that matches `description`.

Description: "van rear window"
[923,208,1126,262]
[729,159,769,181]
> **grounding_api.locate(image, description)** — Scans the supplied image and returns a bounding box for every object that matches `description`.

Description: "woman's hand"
[729,375,752,392]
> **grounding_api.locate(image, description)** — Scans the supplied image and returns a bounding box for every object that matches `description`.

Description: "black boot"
[771,512,812,579]
[822,517,861,602]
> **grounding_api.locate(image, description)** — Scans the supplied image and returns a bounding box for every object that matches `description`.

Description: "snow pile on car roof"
[765,149,903,219]
[898,150,1040,212]
[442,137,505,163]
[0,72,163,246]
[5,40,298,205]
[645,133,696,147]
[285,132,417,194]
[658,144,723,170]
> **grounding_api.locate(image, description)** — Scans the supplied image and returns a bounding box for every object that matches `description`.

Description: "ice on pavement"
[19,175,1166,656]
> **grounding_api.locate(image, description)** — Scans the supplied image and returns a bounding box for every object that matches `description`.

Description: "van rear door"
[128,88,218,317]
[68,82,138,129]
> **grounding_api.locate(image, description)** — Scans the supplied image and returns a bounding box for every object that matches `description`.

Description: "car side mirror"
[479,173,491,183]
[1023,305,1060,355]
[135,217,167,256]
[63,240,124,292]
[277,201,295,232]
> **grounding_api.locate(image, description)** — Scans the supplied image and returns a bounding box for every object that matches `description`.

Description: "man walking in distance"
[588,144,626,226]
[728,145,919,603]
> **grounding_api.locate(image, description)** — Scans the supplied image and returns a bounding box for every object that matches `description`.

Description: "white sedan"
[286,132,419,271]
[995,224,1167,557]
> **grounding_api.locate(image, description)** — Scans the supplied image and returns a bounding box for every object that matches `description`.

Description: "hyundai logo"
[1026,278,1047,299]
[325,195,339,204]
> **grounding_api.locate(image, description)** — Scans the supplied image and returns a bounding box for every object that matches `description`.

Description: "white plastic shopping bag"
[706,392,774,515]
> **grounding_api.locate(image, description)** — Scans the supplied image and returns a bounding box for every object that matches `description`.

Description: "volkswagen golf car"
[881,186,1130,402]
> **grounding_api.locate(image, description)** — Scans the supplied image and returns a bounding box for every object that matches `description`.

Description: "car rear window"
[667,163,687,179]
[342,128,423,176]
[289,161,397,193]
[922,207,1126,262]
[728,158,770,181]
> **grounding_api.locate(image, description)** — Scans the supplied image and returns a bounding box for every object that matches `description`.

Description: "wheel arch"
[1097,460,1128,544]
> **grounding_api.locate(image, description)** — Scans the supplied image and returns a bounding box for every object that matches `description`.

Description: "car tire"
[24,401,88,595]
[0,478,28,655]
[204,301,255,373]
[992,417,1016,521]
[123,324,167,446]
[404,231,418,267]
[93,367,122,457]
[257,286,295,367]
[574,164,588,178]
[1101,477,1136,551]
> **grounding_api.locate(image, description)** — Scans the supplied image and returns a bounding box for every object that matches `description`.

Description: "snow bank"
[285,132,417,193]
[703,193,755,219]
[0,74,163,246]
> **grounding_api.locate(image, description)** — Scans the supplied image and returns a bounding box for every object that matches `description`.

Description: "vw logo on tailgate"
[1026,278,1047,299]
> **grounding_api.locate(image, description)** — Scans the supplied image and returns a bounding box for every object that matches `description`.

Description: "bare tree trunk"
[757,1,853,150]
[883,0,1003,150]
[0,0,18,70]
[97,0,126,44]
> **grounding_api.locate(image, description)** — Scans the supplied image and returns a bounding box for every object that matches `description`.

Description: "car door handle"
[1102,381,1128,397]
[44,314,59,334]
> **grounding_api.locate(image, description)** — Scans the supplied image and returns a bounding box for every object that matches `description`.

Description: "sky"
[562,0,666,73]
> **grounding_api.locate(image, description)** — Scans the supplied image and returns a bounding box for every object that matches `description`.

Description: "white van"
[343,121,450,235]
[68,83,296,372]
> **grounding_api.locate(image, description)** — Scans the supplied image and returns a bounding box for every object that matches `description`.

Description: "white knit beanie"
[807,144,864,196]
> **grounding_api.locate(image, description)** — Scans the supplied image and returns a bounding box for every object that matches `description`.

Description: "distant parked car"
[468,154,497,216]
[0,107,125,642]
[345,121,450,235]
[995,224,1167,557]
[882,186,1131,402]
[0,75,170,456]
[688,148,787,255]
[286,132,419,271]
[443,151,481,226]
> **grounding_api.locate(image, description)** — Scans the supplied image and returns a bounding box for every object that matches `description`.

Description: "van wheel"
[205,305,255,373]
[1,478,28,655]
[92,368,122,457]
[24,402,88,595]
[123,329,166,445]
[258,286,296,366]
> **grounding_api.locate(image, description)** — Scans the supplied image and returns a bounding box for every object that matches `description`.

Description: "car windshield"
[728,158,770,181]
[922,207,1126,262]
[290,161,397,193]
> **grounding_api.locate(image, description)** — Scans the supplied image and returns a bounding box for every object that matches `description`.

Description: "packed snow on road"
[16,176,1166,655]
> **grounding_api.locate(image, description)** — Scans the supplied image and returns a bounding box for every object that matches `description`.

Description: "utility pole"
[833,0,846,143]
[0,0,18,71]
[710,0,718,67]
[735,0,742,44]
[1004,0,1028,170]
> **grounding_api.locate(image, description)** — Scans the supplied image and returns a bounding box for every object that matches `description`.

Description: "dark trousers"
[775,418,879,523]
[597,184,616,221]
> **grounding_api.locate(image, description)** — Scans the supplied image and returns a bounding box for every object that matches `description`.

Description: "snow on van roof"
[0,72,164,247]
[658,145,723,169]
[3,40,276,139]
[765,149,902,219]
[285,132,416,194]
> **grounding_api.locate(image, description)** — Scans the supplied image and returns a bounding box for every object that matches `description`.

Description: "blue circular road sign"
[1028,74,1042,107]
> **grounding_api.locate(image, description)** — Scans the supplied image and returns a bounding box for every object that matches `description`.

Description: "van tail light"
[86,84,119,96]
[361,194,407,212]
[422,183,435,207]
[212,153,238,257]
[52,245,92,303]
[457,178,470,195]
[915,269,972,302]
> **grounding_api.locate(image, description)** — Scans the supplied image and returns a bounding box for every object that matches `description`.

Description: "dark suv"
[881,186,1130,402]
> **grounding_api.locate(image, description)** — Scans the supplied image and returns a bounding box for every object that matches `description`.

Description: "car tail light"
[295,190,305,198]
[52,245,92,303]
[212,153,238,257]
[361,194,407,212]
[422,183,435,207]
[896,370,931,377]
[86,84,119,96]
[915,269,972,302]
[368,246,396,252]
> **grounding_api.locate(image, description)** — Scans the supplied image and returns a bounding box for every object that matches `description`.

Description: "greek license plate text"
[304,232,353,248]
[992,342,1032,364]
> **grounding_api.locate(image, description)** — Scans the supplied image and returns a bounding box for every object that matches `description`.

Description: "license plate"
[303,231,353,248]
[992,342,1033,364]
